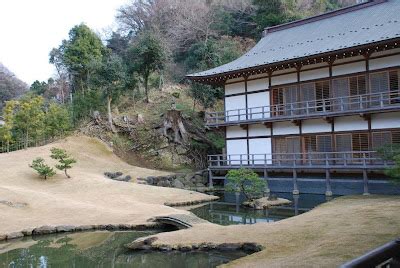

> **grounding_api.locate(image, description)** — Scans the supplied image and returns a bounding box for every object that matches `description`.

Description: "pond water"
[190,192,334,225]
[0,231,248,268]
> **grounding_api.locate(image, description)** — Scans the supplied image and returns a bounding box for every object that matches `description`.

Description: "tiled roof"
[187,0,400,79]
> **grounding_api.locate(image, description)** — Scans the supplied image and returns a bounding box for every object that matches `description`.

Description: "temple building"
[187,0,400,195]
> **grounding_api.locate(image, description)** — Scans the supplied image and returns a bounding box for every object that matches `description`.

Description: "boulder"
[125,236,158,250]
[75,225,94,231]
[243,197,291,210]
[6,232,24,240]
[22,228,34,236]
[56,225,76,233]
[0,234,6,241]
[32,226,57,235]
[157,180,171,187]
[172,179,185,189]
[146,176,155,185]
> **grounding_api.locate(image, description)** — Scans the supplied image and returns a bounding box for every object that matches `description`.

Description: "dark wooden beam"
[291,119,301,126]
[263,122,273,128]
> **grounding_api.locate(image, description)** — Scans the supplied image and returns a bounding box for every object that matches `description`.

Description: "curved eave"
[186,38,400,85]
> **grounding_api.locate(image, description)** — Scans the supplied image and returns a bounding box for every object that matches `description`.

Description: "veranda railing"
[206,90,400,125]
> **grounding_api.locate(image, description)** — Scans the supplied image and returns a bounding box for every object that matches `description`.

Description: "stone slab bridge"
[153,214,209,229]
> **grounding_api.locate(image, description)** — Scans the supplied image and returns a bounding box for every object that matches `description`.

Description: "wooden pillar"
[325,169,333,196]
[208,168,214,189]
[363,169,369,195]
[293,193,299,216]
[292,169,299,195]
[264,168,270,196]
[235,191,240,213]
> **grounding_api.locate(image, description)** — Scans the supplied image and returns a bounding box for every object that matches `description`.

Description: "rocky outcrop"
[0,222,163,242]
[137,170,209,191]
[126,238,263,253]
[243,197,291,210]
[104,172,132,182]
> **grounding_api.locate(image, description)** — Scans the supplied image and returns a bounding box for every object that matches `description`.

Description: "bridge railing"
[206,91,400,125]
[208,151,393,169]
[341,238,400,268]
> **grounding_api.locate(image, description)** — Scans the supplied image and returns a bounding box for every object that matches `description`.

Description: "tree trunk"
[25,130,29,149]
[107,95,116,133]
[64,169,70,179]
[144,73,149,103]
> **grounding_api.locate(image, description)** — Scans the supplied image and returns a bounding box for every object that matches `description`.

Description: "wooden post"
[292,169,299,195]
[264,169,270,197]
[363,169,369,195]
[293,194,299,216]
[235,192,240,213]
[325,169,333,197]
[208,168,214,189]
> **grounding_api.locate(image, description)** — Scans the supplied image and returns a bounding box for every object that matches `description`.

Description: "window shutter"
[372,132,391,150]
[352,133,369,151]
[336,134,352,152]
[370,72,389,94]
[317,135,333,152]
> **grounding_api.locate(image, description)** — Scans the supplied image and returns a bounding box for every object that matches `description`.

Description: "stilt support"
[208,168,214,189]
[363,169,369,195]
[325,169,333,197]
[292,169,299,195]
[263,169,270,197]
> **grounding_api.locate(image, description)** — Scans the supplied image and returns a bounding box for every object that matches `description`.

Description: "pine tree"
[50,147,77,178]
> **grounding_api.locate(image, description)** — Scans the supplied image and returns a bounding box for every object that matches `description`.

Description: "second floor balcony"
[206,91,400,127]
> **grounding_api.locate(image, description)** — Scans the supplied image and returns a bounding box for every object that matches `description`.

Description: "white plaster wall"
[249,138,272,164]
[369,54,400,71]
[273,121,300,135]
[225,95,246,121]
[300,68,329,82]
[226,139,248,164]
[271,73,297,86]
[225,82,245,95]
[332,61,366,76]
[334,116,368,132]
[248,124,271,137]
[226,77,244,84]
[302,119,331,134]
[226,126,247,138]
[247,78,268,92]
[247,91,270,119]
[371,112,400,129]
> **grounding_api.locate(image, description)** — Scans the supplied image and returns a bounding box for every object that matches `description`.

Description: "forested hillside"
[0,0,358,170]
[0,63,28,110]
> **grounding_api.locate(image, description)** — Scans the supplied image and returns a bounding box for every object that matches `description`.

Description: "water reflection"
[190,192,334,226]
[0,231,247,268]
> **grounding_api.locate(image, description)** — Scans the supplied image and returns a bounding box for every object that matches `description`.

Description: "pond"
[190,192,334,225]
[0,231,248,268]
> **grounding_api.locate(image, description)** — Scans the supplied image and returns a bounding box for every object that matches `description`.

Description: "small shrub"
[50,148,76,178]
[225,168,266,201]
[30,158,56,180]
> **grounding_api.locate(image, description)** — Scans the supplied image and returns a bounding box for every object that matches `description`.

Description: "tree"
[90,54,126,131]
[13,96,45,148]
[0,100,17,152]
[50,147,76,178]
[189,83,223,109]
[44,103,72,137]
[30,157,56,180]
[379,144,400,184]
[30,80,48,96]
[50,24,107,93]
[127,31,166,102]
[225,168,266,201]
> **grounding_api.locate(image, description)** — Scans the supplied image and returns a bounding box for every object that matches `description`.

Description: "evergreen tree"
[50,147,77,178]
[30,158,56,180]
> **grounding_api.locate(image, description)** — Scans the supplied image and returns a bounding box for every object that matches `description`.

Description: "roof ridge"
[262,0,388,37]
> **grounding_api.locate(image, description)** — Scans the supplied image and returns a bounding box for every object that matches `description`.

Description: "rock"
[0,234,6,241]
[242,242,263,252]
[75,225,94,231]
[196,183,205,188]
[243,197,291,210]
[6,232,24,240]
[194,174,207,184]
[216,243,241,251]
[157,180,171,187]
[116,172,123,177]
[118,224,133,230]
[32,226,57,235]
[172,179,185,189]
[123,175,132,181]
[22,228,34,236]
[56,225,76,233]
[146,176,155,185]
[178,245,192,252]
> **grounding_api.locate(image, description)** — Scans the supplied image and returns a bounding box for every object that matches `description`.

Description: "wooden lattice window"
[317,135,333,152]
[351,133,369,151]
[349,75,367,96]
[372,131,391,150]
[336,134,352,152]
[389,70,399,92]
[392,131,400,144]
[315,81,330,100]
[370,72,389,94]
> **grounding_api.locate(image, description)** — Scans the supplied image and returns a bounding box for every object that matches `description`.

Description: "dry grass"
[149,195,400,267]
[0,135,216,234]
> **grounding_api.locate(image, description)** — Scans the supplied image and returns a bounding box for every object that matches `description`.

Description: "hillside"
[0,63,28,110]
[0,135,215,234]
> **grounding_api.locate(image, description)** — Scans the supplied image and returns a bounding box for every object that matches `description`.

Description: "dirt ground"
[147,195,400,267]
[0,135,216,234]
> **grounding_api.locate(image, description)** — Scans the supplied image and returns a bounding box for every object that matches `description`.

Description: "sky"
[0,0,129,85]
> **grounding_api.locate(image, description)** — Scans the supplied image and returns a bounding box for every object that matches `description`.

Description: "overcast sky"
[0,0,129,85]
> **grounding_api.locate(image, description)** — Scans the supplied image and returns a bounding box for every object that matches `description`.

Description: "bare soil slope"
[0,135,214,234]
